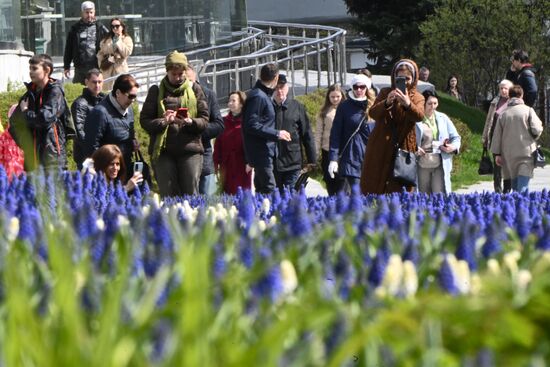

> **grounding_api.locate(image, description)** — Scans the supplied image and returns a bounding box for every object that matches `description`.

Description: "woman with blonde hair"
[97,18,133,90]
[327,74,375,191]
[315,84,346,195]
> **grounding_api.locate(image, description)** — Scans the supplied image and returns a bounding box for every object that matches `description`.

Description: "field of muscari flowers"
[1,166,550,367]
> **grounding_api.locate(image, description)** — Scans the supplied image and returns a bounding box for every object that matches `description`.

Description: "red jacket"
[214,113,252,194]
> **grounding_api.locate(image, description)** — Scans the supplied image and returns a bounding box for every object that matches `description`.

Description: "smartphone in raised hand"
[133,161,143,173]
[176,107,188,119]
[395,76,407,94]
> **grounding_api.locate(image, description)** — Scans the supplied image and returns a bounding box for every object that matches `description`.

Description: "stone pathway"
[304,165,550,197]
[455,165,550,194]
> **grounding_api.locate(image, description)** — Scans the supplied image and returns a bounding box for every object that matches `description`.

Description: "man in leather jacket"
[71,68,105,169]
[272,74,316,190]
[63,1,109,84]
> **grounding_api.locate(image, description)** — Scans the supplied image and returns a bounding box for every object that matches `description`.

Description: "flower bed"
[1,167,550,366]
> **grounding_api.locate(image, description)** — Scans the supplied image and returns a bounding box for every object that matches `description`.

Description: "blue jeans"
[199,173,218,196]
[511,175,530,192]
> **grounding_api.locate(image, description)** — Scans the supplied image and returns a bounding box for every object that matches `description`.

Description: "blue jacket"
[415,111,461,193]
[242,80,280,167]
[329,96,370,178]
[83,95,135,171]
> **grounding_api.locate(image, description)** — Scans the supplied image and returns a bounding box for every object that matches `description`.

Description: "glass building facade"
[0,0,22,49]
[19,0,247,56]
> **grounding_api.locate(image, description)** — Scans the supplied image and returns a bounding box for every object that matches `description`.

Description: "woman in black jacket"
[83,74,139,177]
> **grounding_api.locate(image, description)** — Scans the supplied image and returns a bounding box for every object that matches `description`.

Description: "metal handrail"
[98,21,347,105]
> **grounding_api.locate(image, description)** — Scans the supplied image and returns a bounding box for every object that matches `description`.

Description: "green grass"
[437,92,492,190]
[297,90,492,191]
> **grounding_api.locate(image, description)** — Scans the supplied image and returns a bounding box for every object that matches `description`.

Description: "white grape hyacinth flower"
[280,259,298,295]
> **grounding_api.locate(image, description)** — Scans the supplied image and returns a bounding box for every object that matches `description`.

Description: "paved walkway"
[304,165,550,197]
[455,164,550,194]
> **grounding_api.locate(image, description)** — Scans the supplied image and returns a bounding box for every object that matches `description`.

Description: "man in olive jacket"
[272,74,316,190]
[140,51,209,196]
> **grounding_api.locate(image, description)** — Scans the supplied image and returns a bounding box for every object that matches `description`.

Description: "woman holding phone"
[89,144,143,192]
[140,50,209,196]
[360,59,425,194]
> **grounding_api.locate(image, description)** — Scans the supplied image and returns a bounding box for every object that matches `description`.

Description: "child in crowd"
[213,91,252,194]
[315,84,346,195]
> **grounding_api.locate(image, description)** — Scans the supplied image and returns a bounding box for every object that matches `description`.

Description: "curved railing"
[98,21,347,105]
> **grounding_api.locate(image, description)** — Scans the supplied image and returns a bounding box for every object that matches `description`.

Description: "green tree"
[343,0,440,73]
[417,0,550,109]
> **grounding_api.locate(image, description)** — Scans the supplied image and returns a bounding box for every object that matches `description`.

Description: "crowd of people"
[0,1,545,196]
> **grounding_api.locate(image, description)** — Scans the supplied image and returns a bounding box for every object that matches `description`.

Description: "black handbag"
[294,170,309,190]
[133,150,152,186]
[532,147,546,168]
[527,109,546,168]
[392,148,417,187]
[390,121,417,187]
[478,147,494,175]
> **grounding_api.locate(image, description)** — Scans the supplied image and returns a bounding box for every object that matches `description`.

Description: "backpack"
[59,89,76,140]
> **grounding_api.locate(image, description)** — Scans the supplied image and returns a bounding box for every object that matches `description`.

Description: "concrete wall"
[246,0,350,23]
[0,49,33,92]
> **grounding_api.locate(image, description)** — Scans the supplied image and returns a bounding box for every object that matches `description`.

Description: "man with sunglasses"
[83,74,139,175]
[63,1,109,84]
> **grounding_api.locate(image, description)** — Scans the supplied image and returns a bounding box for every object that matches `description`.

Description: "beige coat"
[482,96,507,147]
[97,35,133,90]
[490,98,543,179]
[315,107,336,154]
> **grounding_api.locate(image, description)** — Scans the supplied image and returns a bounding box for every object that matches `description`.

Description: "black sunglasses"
[111,24,122,29]
[125,93,137,100]
[352,84,367,90]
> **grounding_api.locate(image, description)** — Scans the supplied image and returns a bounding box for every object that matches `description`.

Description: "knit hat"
[81,1,95,11]
[165,51,188,68]
[350,74,372,90]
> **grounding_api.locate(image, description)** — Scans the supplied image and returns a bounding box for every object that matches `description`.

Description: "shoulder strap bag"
[527,109,545,168]
[391,121,417,187]
[337,114,367,161]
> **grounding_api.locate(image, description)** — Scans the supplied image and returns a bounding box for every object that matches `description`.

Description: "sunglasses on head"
[352,84,367,90]
[111,24,121,29]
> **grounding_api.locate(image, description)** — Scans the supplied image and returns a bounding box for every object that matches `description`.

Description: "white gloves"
[327,161,339,179]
